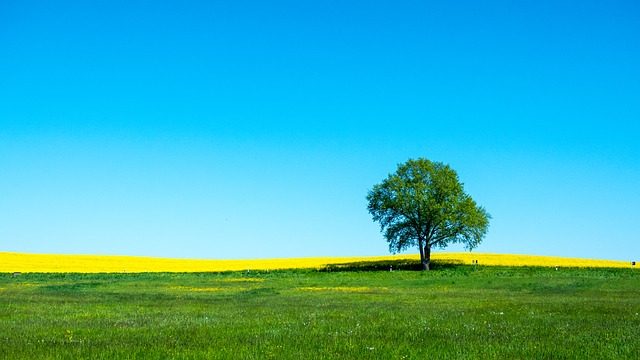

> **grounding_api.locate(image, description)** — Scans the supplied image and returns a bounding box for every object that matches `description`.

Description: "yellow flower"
[0,252,630,273]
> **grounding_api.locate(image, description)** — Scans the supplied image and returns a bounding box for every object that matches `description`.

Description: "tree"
[366,158,491,270]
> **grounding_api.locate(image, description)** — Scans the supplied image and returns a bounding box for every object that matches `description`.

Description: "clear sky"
[1,0,638,261]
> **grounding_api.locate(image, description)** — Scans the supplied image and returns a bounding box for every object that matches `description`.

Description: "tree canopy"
[366,158,491,270]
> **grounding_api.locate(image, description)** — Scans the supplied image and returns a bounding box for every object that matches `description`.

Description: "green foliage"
[1,266,639,359]
[321,258,463,272]
[367,158,490,269]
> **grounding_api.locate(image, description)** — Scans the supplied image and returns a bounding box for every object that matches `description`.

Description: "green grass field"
[1,261,639,359]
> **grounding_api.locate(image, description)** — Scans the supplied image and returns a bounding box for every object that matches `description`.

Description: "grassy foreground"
[1,262,639,359]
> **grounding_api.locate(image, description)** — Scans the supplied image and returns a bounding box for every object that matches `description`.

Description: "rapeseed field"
[0,252,632,273]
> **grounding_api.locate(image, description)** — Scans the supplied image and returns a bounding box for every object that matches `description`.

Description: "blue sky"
[1,0,638,260]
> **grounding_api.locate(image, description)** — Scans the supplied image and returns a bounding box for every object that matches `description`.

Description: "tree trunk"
[422,245,431,271]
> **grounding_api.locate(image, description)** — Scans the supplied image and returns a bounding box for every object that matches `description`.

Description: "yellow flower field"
[0,252,633,273]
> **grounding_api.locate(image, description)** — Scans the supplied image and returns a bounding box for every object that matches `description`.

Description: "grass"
[1,260,639,359]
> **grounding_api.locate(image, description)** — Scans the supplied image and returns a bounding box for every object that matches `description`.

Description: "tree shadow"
[320,259,464,272]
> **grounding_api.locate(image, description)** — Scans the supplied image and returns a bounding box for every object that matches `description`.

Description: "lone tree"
[367,158,491,270]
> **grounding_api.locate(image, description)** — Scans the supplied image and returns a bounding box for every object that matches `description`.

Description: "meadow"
[1,255,639,359]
